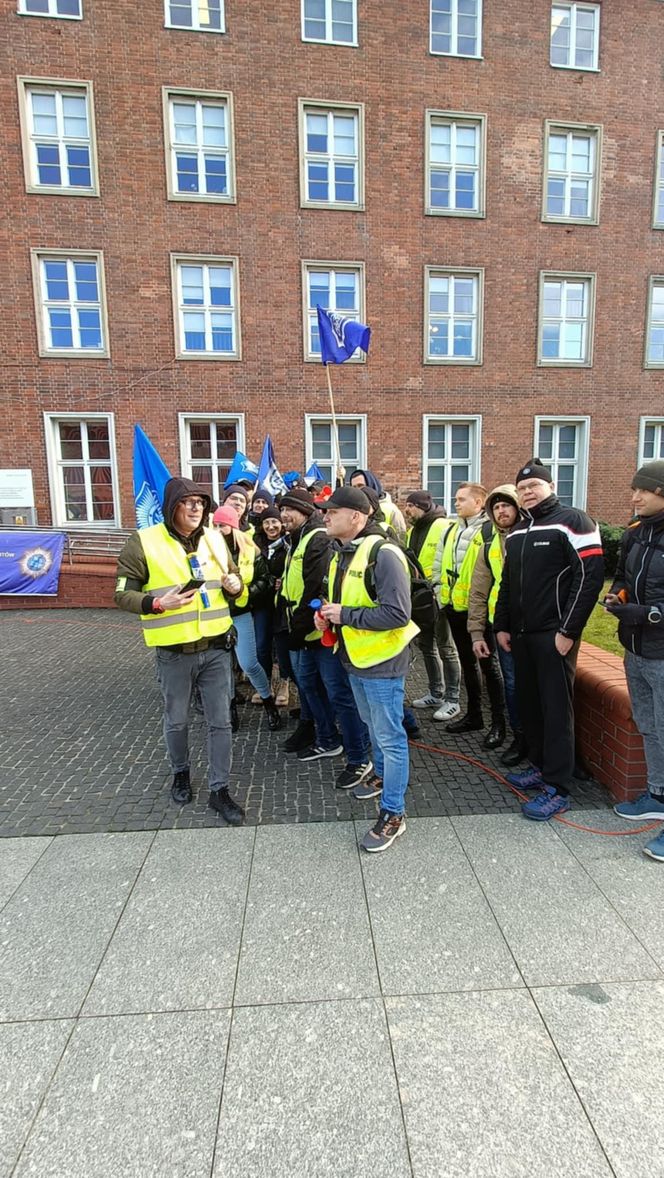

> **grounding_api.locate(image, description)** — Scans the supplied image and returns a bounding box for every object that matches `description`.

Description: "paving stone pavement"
[0,609,609,837]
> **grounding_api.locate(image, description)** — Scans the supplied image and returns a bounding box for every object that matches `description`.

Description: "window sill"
[17,10,82,18]
[301,35,358,47]
[541,216,599,226]
[40,348,109,359]
[537,360,592,369]
[176,351,241,362]
[549,63,600,73]
[167,192,236,204]
[164,23,225,33]
[304,355,365,364]
[301,200,364,213]
[426,208,485,219]
[26,185,99,198]
[429,51,483,60]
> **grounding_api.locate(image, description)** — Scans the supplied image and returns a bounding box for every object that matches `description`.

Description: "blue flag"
[316,305,371,365]
[304,463,326,485]
[0,531,66,596]
[258,436,288,497]
[133,425,172,529]
[223,451,259,489]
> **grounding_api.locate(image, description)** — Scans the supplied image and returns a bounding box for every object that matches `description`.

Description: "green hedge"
[598,521,625,577]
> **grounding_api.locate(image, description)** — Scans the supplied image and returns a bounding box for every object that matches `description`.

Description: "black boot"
[230,697,240,733]
[447,713,484,734]
[262,695,282,731]
[282,719,315,752]
[171,769,192,805]
[483,718,506,749]
[208,788,245,825]
[501,732,526,767]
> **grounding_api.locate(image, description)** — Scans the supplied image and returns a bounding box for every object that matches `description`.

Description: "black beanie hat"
[632,460,664,497]
[406,490,434,512]
[223,483,250,502]
[259,506,282,523]
[279,488,317,517]
[515,457,553,486]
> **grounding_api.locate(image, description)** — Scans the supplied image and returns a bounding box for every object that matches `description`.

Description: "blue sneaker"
[522,786,571,822]
[505,766,544,791]
[643,828,664,862]
[614,792,664,821]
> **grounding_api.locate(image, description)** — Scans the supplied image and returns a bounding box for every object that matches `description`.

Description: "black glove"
[605,602,648,625]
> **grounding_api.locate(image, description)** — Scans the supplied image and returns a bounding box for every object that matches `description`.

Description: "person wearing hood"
[609,461,664,861]
[355,485,398,539]
[468,485,523,765]
[349,469,407,541]
[403,490,460,717]
[114,477,246,824]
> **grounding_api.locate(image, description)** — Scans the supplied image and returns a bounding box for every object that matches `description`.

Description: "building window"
[543,122,601,223]
[172,256,240,360]
[164,0,224,31]
[302,262,365,360]
[18,0,82,17]
[423,416,481,515]
[534,417,589,508]
[32,251,108,357]
[645,278,664,368]
[425,267,483,365]
[550,3,600,70]
[178,414,244,502]
[18,79,97,196]
[426,111,486,217]
[299,101,363,210]
[44,414,119,526]
[639,418,664,467]
[305,415,367,486]
[164,89,235,202]
[301,0,357,44]
[430,0,482,57]
[653,132,664,229]
[538,273,595,366]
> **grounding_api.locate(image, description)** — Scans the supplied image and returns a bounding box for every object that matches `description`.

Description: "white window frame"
[424,266,484,366]
[178,413,246,503]
[304,414,367,485]
[298,99,364,211]
[31,249,109,358]
[171,255,241,361]
[645,276,664,369]
[430,0,483,59]
[425,110,486,218]
[301,260,366,363]
[533,416,590,509]
[164,0,225,32]
[43,412,120,528]
[18,77,99,197]
[542,121,602,224]
[422,415,482,515]
[653,132,664,230]
[301,0,358,46]
[638,417,664,467]
[18,0,82,18]
[550,3,600,71]
[537,271,596,368]
[163,88,236,203]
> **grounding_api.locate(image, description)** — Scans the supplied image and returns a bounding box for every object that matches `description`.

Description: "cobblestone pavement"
[0,609,609,837]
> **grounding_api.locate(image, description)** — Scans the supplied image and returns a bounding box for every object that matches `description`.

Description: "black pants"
[446,607,505,723]
[511,631,578,794]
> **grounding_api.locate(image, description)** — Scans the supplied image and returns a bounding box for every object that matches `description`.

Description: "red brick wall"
[574,642,647,802]
[2,0,663,526]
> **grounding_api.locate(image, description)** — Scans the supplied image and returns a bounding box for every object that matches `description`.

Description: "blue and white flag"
[133,425,171,529]
[223,451,259,489]
[305,463,326,484]
[257,436,288,497]
[0,531,66,596]
[316,305,371,365]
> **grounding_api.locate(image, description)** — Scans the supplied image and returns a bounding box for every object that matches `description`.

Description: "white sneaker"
[412,694,444,709]
[433,701,461,722]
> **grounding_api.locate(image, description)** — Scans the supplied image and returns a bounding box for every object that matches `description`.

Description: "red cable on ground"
[409,738,660,837]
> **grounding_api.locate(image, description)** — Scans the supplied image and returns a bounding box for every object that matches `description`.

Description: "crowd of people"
[115,455,664,859]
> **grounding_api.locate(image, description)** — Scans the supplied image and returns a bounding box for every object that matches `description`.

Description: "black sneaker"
[336,761,373,791]
[171,769,192,806]
[297,743,344,761]
[208,788,245,825]
[281,720,315,753]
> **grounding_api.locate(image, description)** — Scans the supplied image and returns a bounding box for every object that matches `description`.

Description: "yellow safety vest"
[139,525,233,647]
[486,531,504,623]
[329,536,420,669]
[282,525,326,642]
[405,517,450,581]
[438,521,488,611]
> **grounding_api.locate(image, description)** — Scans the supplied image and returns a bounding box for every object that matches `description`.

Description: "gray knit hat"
[632,460,664,497]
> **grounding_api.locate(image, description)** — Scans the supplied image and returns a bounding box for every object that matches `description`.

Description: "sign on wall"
[0,470,35,509]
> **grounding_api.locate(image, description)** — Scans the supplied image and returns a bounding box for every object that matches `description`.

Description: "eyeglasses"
[181,498,205,510]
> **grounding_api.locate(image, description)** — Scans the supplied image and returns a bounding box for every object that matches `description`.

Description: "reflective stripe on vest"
[438,522,485,611]
[139,525,232,647]
[329,536,420,669]
[282,526,326,642]
[486,531,504,623]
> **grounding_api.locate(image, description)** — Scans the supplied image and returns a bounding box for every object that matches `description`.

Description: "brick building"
[2,0,663,530]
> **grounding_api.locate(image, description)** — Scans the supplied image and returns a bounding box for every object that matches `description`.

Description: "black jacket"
[494,494,604,639]
[610,507,664,658]
[281,515,332,649]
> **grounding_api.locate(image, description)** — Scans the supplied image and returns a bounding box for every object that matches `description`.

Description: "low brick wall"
[574,642,646,803]
[0,560,117,610]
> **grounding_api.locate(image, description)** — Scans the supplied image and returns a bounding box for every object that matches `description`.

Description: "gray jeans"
[155,646,233,792]
[624,651,664,797]
[417,610,461,701]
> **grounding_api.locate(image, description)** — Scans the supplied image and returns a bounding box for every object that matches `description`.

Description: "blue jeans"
[497,645,520,733]
[253,606,273,681]
[289,646,339,748]
[312,646,370,766]
[233,612,271,699]
[348,675,409,815]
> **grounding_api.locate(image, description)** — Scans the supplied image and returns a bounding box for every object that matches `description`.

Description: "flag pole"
[325,362,345,486]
